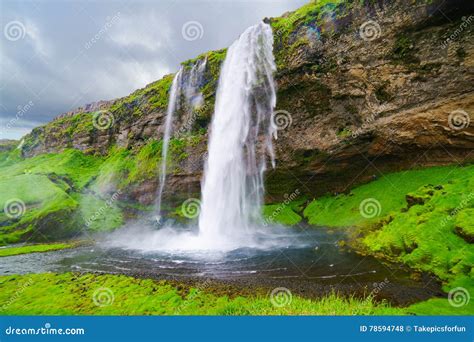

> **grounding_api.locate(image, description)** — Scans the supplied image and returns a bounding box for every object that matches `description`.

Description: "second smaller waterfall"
[156,59,207,216]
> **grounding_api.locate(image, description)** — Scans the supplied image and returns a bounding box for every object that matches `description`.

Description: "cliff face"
[20,0,474,205]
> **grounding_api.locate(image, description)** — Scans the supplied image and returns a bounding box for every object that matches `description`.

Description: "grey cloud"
[0,0,306,140]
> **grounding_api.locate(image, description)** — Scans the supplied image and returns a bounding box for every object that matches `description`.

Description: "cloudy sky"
[0,0,307,140]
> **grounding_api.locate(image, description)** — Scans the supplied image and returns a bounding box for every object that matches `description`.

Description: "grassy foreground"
[0,273,403,315]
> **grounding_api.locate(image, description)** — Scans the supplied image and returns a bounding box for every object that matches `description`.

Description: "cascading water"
[156,69,182,216]
[110,22,284,253]
[198,22,277,244]
[156,59,207,216]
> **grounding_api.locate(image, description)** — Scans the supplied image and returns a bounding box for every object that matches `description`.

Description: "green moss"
[0,149,125,244]
[74,193,123,232]
[92,135,203,191]
[0,172,77,244]
[127,140,163,184]
[0,243,74,257]
[109,74,175,119]
[454,209,474,240]
[0,149,103,190]
[361,172,474,288]
[303,165,471,227]
[271,0,346,68]
[0,273,402,315]
[304,164,474,307]
[374,82,392,103]
[389,35,420,64]
[263,205,302,226]
[336,127,352,138]
[406,274,474,315]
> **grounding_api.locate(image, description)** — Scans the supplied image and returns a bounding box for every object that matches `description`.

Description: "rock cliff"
[18,0,474,205]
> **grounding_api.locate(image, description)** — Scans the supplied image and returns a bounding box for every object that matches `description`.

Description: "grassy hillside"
[302,164,474,313]
[0,148,120,245]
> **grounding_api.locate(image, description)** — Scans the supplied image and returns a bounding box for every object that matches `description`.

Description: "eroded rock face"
[266,0,474,200]
[21,0,474,204]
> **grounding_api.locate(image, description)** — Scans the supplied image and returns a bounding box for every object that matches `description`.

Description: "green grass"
[74,194,123,232]
[0,135,206,245]
[0,149,103,190]
[359,167,474,289]
[0,149,123,244]
[0,243,74,257]
[303,164,474,313]
[271,0,346,68]
[303,165,471,227]
[93,136,202,191]
[263,204,302,226]
[0,273,402,315]
[0,172,77,245]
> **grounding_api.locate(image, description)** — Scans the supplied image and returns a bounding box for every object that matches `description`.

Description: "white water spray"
[198,22,277,243]
[110,22,280,253]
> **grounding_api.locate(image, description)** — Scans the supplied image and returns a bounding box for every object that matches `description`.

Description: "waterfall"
[198,22,277,241]
[156,59,207,217]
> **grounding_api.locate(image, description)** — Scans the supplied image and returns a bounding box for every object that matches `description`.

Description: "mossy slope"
[0,148,121,244]
[303,164,474,313]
